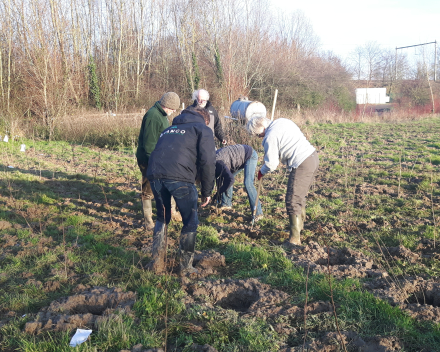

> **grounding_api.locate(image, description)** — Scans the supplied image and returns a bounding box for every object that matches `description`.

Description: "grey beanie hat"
[159,92,180,110]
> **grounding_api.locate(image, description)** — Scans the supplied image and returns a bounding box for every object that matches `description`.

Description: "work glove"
[257,170,264,181]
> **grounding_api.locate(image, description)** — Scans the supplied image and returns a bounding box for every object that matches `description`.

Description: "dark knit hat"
[159,92,180,110]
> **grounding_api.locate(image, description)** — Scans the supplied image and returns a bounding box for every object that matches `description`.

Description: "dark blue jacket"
[215,144,253,195]
[147,109,216,197]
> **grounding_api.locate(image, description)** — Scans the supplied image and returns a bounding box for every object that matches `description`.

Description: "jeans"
[221,150,263,216]
[151,179,199,233]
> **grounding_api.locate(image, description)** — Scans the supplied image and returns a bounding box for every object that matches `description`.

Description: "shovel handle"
[252,178,263,220]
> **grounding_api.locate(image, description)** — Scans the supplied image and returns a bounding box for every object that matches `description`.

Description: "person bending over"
[214,144,263,221]
[246,116,318,245]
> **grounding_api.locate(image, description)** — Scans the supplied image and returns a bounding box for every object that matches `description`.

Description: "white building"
[356,88,390,104]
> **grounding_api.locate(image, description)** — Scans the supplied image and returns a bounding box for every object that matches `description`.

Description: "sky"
[271,0,440,62]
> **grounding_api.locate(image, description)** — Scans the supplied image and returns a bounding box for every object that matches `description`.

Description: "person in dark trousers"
[246,116,319,245]
[146,107,215,275]
[136,92,180,230]
[190,89,227,145]
[214,144,263,220]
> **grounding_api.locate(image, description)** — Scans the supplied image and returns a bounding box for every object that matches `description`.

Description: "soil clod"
[288,241,386,278]
[24,286,136,334]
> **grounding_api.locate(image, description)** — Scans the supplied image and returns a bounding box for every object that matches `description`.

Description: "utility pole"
[395,41,437,81]
[435,40,437,82]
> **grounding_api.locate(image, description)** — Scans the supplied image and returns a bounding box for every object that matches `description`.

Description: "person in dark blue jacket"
[215,144,263,220]
[146,107,215,275]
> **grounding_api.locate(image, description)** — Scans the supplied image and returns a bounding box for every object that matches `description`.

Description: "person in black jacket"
[190,89,227,145]
[215,144,263,220]
[146,107,215,275]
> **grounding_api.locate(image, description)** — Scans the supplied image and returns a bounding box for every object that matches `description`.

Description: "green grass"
[1,117,440,351]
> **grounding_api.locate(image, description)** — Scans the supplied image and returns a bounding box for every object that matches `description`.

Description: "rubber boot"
[142,199,154,231]
[288,214,303,245]
[145,221,167,274]
[171,197,182,222]
[301,206,306,223]
[179,232,198,276]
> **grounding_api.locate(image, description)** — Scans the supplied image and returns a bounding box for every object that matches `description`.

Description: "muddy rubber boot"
[171,197,182,222]
[288,214,303,245]
[301,206,306,223]
[142,199,154,231]
[179,232,198,276]
[145,221,167,274]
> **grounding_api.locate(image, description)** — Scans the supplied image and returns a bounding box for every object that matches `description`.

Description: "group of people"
[136,89,319,276]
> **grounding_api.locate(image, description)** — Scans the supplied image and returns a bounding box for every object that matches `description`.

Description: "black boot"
[179,232,198,276]
[142,199,154,231]
[288,214,303,245]
[145,221,167,274]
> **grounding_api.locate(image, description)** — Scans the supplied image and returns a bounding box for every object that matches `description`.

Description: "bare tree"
[0,0,365,123]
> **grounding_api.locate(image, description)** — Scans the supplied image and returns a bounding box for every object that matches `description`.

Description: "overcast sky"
[270,0,440,62]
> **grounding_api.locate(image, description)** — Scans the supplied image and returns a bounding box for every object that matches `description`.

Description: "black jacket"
[147,109,216,197]
[190,100,226,142]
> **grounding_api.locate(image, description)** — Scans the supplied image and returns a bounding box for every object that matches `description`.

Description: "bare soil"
[24,286,136,334]
[287,241,387,279]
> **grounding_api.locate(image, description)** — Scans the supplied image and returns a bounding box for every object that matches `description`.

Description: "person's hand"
[257,170,264,180]
[201,196,211,207]
[222,140,227,145]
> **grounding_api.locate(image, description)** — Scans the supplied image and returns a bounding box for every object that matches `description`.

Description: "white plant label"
[69,329,92,347]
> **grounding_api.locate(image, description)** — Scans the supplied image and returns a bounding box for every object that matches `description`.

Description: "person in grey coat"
[246,116,319,245]
[214,144,263,220]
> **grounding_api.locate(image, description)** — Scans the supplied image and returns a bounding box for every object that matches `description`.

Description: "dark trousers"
[286,151,319,215]
[138,161,154,200]
[151,179,199,233]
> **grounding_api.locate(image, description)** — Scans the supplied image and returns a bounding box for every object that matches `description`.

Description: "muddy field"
[1,117,440,351]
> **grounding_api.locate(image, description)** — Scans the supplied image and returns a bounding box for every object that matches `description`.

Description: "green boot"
[145,221,167,274]
[179,232,198,276]
[288,214,303,245]
[142,199,154,231]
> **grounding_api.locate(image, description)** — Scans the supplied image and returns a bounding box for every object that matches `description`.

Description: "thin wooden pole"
[270,89,278,121]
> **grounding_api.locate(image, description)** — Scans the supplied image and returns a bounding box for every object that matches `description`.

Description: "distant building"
[356,88,390,105]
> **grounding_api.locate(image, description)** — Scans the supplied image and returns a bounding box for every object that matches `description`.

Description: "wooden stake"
[270,89,278,121]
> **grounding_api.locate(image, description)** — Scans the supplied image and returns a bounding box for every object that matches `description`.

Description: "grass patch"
[1,118,440,351]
